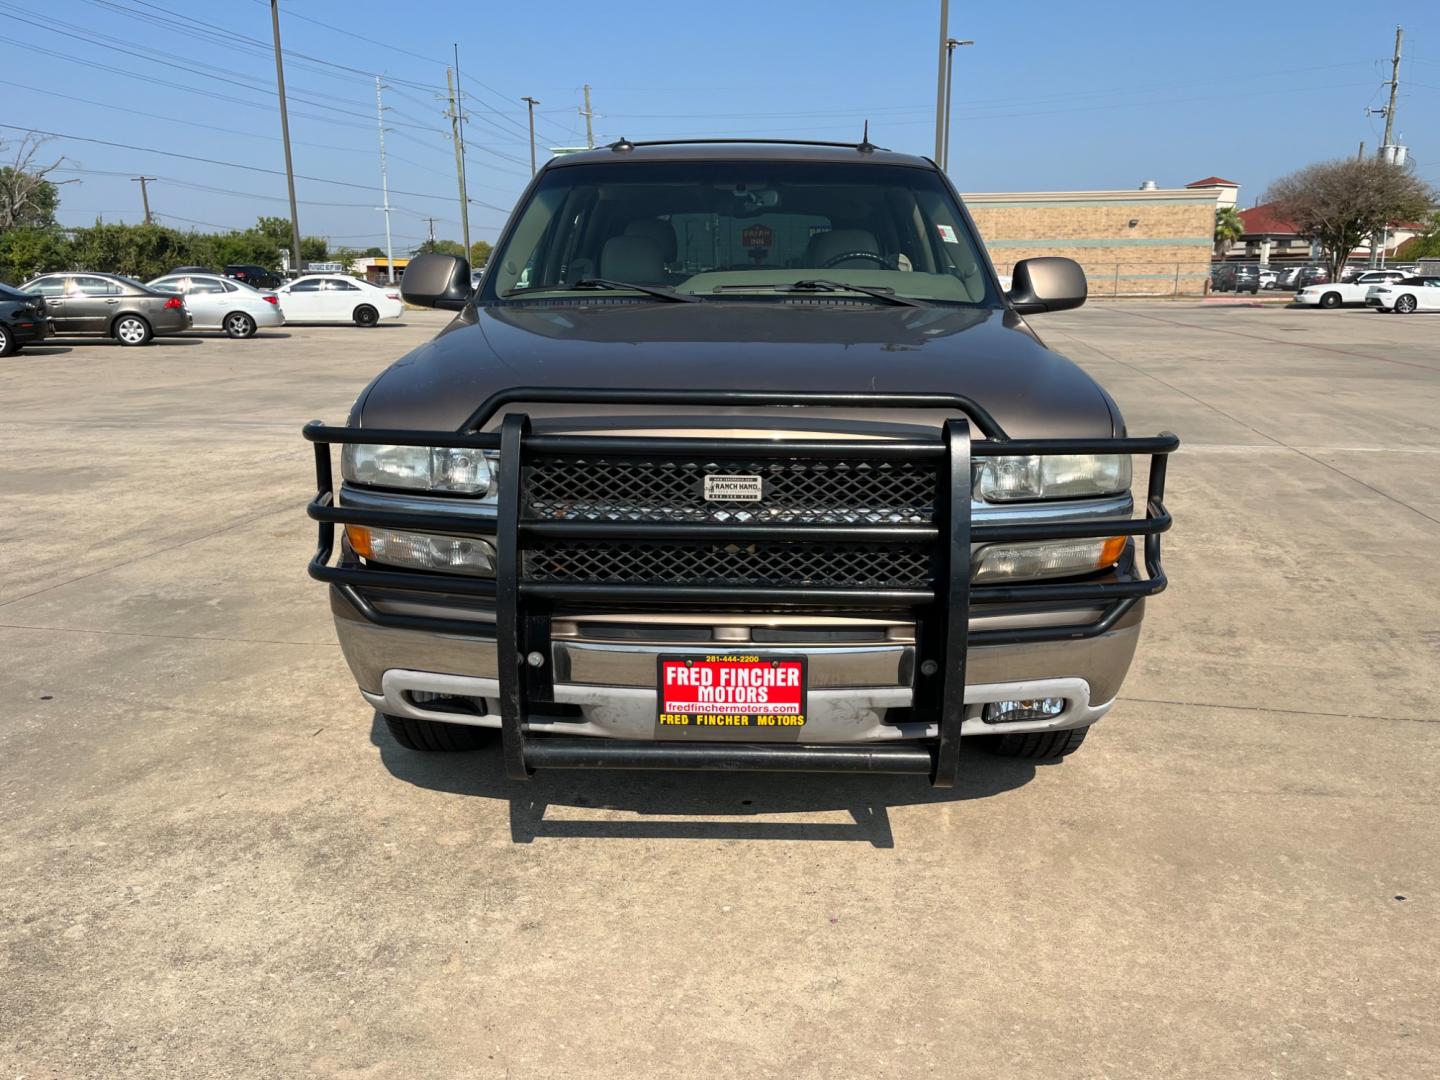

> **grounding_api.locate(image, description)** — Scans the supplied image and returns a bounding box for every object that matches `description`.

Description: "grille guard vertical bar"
[495,414,532,780]
[931,419,971,788]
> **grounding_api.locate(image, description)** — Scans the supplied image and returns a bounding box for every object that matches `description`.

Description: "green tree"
[0,227,73,282]
[1213,206,1244,259]
[1405,210,1440,261]
[413,238,467,258]
[1266,158,1436,280]
[362,246,385,258]
[0,133,71,232]
[469,239,493,266]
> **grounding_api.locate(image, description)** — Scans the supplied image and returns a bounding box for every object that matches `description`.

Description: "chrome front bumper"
[332,586,1141,743]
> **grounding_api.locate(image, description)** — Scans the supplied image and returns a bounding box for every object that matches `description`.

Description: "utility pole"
[445,67,471,258]
[1379,24,1403,156]
[581,84,595,149]
[269,0,303,276]
[452,44,472,257]
[426,217,437,245]
[933,0,948,161]
[1357,140,1365,160]
[375,76,395,284]
[941,38,973,172]
[522,96,540,176]
[130,176,156,224]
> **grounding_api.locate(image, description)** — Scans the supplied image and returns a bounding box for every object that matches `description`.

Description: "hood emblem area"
[703,475,763,503]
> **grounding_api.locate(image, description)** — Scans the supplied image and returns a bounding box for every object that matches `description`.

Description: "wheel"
[974,726,1089,760]
[353,304,379,327]
[0,324,13,357]
[1319,291,1342,309]
[223,311,257,339]
[113,314,153,346]
[382,713,492,752]
[1394,294,1417,314]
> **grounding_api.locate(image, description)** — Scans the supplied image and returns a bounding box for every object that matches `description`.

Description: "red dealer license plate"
[658,655,807,730]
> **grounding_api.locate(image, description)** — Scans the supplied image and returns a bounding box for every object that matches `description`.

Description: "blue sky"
[6,0,1438,250]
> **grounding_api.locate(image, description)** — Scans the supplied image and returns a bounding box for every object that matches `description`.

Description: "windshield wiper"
[505,278,698,303]
[711,280,930,307]
[782,279,931,307]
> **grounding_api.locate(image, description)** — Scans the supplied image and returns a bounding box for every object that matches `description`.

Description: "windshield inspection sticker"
[936,223,959,244]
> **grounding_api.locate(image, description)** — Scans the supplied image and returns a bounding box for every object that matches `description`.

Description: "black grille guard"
[303,389,1177,786]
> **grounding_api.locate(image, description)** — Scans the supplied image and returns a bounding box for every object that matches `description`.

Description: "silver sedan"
[146,273,286,338]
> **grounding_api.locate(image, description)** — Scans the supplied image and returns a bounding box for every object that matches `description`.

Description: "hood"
[352,300,1116,439]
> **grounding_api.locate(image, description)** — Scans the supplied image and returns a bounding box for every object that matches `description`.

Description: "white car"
[146,273,284,338]
[1295,270,1411,309]
[1365,276,1440,314]
[274,275,404,326]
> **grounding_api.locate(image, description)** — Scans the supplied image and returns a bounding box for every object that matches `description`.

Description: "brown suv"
[303,139,1176,787]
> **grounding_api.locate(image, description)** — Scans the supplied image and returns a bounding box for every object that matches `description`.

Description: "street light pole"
[269,0,303,276]
[941,39,973,172]
[375,76,394,285]
[933,0,948,161]
[522,96,540,176]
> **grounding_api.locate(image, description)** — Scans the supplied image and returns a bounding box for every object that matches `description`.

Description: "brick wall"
[963,189,1221,297]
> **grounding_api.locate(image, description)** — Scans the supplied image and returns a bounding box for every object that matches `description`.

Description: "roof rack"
[606,136,889,154]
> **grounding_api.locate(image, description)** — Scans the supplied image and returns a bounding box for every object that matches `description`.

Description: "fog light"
[983,697,1067,724]
[345,525,495,576]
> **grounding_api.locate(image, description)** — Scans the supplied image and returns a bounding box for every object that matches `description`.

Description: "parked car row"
[0,270,406,352]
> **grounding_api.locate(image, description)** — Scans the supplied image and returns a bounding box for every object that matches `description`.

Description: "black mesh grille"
[524,457,936,524]
[524,540,935,589]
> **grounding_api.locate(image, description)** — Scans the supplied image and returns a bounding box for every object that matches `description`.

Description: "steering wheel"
[822,250,888,270]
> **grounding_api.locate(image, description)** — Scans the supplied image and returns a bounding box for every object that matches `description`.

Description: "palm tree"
[1214,206,1244,260]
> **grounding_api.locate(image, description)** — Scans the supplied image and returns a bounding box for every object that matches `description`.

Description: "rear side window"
[73,276,119,297]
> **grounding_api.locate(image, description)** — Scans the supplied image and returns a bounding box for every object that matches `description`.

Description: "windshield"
[483,159,997,306]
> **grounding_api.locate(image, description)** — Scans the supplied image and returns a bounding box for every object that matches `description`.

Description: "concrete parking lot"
[3,304,1438,1078]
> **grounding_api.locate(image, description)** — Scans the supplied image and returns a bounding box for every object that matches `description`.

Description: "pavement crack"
[0,622,339,647]
[1118,695,1439,725]
[0,499,303,610]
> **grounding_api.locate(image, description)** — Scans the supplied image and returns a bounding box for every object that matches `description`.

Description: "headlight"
[971,536,1127,582]
[346,525,495,576]
[975,454,1130,501]
[342,443,494,495]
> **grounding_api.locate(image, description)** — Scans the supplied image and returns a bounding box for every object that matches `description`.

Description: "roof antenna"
[610,136,635,152]
[857,120,876,153]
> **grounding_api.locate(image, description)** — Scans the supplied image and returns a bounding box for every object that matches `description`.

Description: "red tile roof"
[1240,203,1300,237]
[1187,176,1240,188]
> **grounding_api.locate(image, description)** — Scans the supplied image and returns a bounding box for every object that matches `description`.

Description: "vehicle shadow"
[183,331,293,340]
[8,345,73,357]
[43,336,204,347]
[369,713,1041,848]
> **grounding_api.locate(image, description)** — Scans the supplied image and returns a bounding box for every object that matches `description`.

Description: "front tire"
[1394,294,1418,314]
[382,713,493,752]
[974,726,1089,760]
[353,304,379,327]
[223,311,257,338]
[1319,291,1342,309]
[113,314,153,346]
[0,325,13,357]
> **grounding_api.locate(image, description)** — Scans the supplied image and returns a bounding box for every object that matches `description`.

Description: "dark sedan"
[18,273,191,345]
[0,281,52,356]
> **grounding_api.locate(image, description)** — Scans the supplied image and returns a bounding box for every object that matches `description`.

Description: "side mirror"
[400,252,472,310]
[1007,256,1087,314]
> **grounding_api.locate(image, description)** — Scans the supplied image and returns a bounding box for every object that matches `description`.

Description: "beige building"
[964,183,1227,297]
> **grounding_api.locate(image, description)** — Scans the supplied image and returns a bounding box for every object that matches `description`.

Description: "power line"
[0,123,513,212]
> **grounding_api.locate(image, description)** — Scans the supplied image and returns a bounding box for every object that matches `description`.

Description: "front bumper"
[332,584,1141,742]
[304,388,1176,785]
